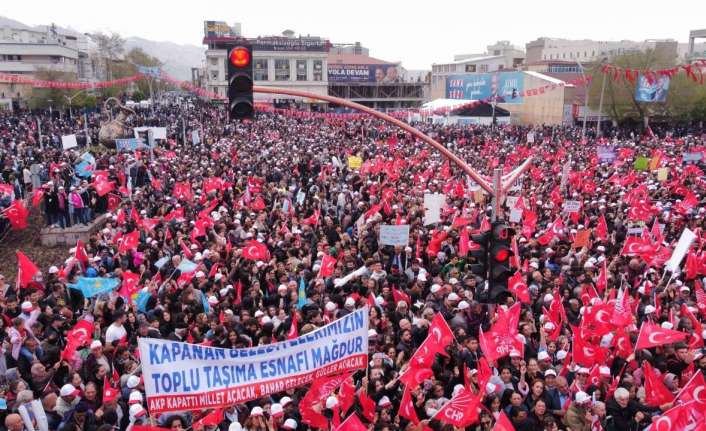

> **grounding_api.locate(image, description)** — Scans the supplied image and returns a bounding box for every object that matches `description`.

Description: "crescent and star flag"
[399,384,420,424]
[5,200,29,229]
[334,413,367,431]
[241,240,270,261]
[643,361,675,406]
[16,250,40,289]
[675,371,706,404]
[319,254,336,277]
[61,319,94,360]
[635,321,688,350]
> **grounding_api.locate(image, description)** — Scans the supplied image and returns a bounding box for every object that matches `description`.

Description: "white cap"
[378,395,392,407]
[545,369,557,377]
[254,310,265,318]
[431,284,442,293]
[48,266,59,274]
[599,366,611,376]
[271,403,283,417]
[325,302,337,312]
[280,396,292,407]
[228,423,243,431]
[644,305,656,314]
[59,384,79,397]
[250,406,264,416]
[538,351,550,361]
[208,295,218,305]
[128,391,143,405]
[544,293,554,303]
[345,297,356,307]
[282,419,297,430]
[127,375,141,389]
[21,301,32,312]
[448,292,460,302]
[575,391,591,404]
[129,404,147,420]
[195,271,205,278]
[577,367,590,375]
[449,277,458,285]
[556,350,568,360]
[458,301,470,310]
[325,396,339,409]
[368,329,378,338]
[509,350,522,358]
[90,340,102,349]
[661,322,674,330]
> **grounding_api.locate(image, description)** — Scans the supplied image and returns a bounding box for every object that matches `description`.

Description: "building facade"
[430,41,525,100]
[525,37,679,64]
[203,24,329,105]
[0,19,101,109]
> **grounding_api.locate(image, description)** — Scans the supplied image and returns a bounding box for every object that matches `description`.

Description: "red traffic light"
[494,249,510,262]
[229,47,251,68]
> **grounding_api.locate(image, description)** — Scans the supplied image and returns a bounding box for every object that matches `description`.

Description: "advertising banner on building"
[250,37,329,52]
[446,72,524,103]
[635,75,670,102]
[139,307,369,413]
[328,64,400,83]
[203,21,234,39]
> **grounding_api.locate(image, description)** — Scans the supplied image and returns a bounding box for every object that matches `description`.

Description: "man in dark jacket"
[605,387,650,431]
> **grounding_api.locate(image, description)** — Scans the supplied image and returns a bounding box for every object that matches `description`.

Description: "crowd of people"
[1,99,706,431]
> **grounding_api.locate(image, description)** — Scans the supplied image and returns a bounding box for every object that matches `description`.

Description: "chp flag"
[139,307,369,413]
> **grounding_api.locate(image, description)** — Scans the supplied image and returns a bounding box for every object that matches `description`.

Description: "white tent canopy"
[421,98,477,111]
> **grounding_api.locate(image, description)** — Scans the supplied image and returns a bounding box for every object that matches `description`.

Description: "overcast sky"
[2,0,704,69]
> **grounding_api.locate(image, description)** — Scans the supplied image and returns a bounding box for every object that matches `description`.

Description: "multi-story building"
[686,29,706,61]
[0,18,101,109]
[525,37,678,64]
[430,41,525,100]
[203,23,329,106]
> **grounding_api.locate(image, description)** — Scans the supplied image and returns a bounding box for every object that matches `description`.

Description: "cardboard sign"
[347,156,362,169]
[61,134,78,150]
[423,193,446,225]
[682,152,703,164]
[665,228,697,273]
[656,167,669,182]
[597,146,615,162]
[509,208,523,223]
[563,200,581,213]
[379,224,410,246]
[505,196,519,210]
[634,157,650,171]
[572,229,591,249]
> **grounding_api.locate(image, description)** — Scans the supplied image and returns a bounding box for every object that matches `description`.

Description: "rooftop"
[327,53,395,65]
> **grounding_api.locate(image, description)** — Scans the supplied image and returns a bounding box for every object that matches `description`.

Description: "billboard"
[328,64,400,82]
[203,21,234,39]
[446,72,524,104]
[250,37,329,52]
[635,75,670,102]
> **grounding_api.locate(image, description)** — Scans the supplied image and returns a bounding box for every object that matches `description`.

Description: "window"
[210,70,219,80]
[296,60,307,81]
[493,50,501,55]
[275,59,290,81]
[313,60,323,81]
[210,57,218,66]
[254,59,268,81]
[479,64,488,72]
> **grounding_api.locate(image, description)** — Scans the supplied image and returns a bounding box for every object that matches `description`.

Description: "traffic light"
[467,232,489,301]
[227,44,253,120]
[488,222,514,304]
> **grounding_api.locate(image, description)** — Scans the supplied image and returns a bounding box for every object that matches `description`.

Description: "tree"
[27,69,77,110]
[91,32,125,81]
[124,48,165,100]
[588,49,706,126]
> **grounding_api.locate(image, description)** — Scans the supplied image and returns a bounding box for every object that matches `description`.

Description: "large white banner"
[139,307,369,413]
[379,224,410,246]
[424,193,446,225]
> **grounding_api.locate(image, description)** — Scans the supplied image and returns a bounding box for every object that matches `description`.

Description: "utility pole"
[491,168,503,222]
[576,59,589,142]
[596,58,608,138]
[84,111,91,146]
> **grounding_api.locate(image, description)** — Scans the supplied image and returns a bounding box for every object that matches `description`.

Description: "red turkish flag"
[5,200,29,229]
[287,313,299,340]
[458,227,470,257]
[675,371,706,405]
[338,376,356,415]
[611,327,634,359]
[428,313,455,351]
[635,321,688,350]
[392,286,411,306]
[359,389,376,422]
[696,280,706,317]
[16,250,40,289]
[119,271,141,299]
[572,332,609,367]
[75,239,89,269]
[251,196,266,211]
[621,236,657,257]
[302,209,321,226]
[118,230,140,254]
[650,401,692,431]
[319,254,336,277]
[335,413,367,431]
[241,240,270,261]
[399,366,434,388]
[508,271,530,303]
[433,387,481,427]
[681,303,704,349]
[93,180,114,197]
[172,182,193,201]
[595,214,608,241]
[194,408,224,428]
[150,178,162,191]
[494,411,516,431]
[203,177,223,195]
[399,385,420,424]
[107,193,121,212]
[627,200,655,222]
[32,188,44,208]
[61,319,94,360]
[610,287,632,327]
[643,361,676,406]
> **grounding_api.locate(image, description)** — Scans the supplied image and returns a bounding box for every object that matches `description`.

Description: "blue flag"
[135,290,151,313]
[297,277,307,309]
[68,277,119,298]
[177,259,198,273]
[201,290,210,314]
[75,161,94,178]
